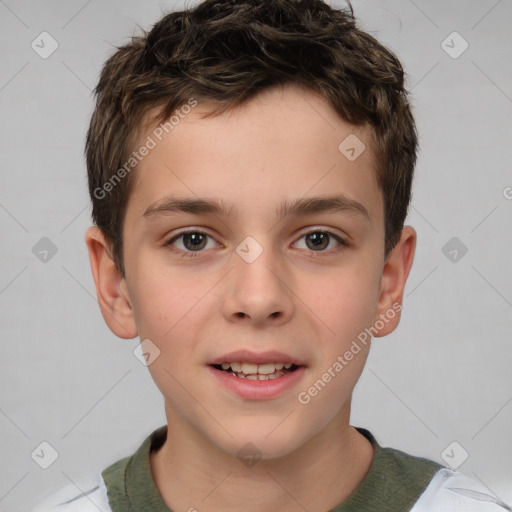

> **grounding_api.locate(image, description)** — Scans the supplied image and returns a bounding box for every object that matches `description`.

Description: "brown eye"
[164,230,217,258]
[181,232,208,251]
[295,230,348,253]
[305,232,329,251]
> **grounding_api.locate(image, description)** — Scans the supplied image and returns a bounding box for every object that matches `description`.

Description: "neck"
[150,401,374,512]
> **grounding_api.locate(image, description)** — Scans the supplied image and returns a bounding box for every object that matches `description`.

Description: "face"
[87,84,415,460]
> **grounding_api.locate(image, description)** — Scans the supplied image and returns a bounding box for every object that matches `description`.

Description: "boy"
[33,0,510,511]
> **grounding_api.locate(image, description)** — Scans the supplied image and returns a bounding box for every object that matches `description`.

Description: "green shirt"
[101,425,443,511]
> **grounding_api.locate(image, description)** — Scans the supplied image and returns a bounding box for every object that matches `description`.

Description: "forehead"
[126,84,382,226]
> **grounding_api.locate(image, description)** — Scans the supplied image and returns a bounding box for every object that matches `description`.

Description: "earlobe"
[373,226,417,337]
[84,226,138,339]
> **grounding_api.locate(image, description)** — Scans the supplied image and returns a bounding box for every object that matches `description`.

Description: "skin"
[85,84,416,512]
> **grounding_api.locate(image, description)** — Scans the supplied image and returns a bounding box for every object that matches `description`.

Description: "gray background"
[0,0,511,510]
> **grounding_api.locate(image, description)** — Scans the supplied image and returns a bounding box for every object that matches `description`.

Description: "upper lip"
[209,349,307,366]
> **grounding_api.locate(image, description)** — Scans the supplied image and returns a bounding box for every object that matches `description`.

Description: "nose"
[221,237,294,326]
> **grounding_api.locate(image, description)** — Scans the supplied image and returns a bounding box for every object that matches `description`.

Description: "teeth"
[238,372,285,380]
[218,361,296,375]
[258,373,281,380]
[241,362,258,374]
[257,363,277,375]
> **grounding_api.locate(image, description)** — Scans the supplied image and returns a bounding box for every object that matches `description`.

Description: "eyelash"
[163,228,349,259]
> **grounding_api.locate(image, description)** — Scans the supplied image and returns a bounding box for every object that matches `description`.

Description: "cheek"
[129,270,207,401]
[128,260,205,340]
[307,265,381,344]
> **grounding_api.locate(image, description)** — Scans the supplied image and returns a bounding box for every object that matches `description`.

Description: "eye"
[164,230,218,258]
[293,230,348,253]
[163,228,349,259]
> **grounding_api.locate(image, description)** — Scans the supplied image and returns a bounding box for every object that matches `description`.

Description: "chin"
[212,419,312,462]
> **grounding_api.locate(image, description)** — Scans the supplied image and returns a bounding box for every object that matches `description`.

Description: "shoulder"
[411,467,512,512]
[31,427,163,512]
[352,427,511,511]
[30,472,111,512]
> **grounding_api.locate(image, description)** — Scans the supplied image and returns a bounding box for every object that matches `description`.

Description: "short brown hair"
[86,0,417,277]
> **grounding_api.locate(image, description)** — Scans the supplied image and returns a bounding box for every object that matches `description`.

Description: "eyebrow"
[143,194,370,223]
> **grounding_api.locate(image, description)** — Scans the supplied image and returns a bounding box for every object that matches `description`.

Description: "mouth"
[210,362,301,381]
[208,360,307,400]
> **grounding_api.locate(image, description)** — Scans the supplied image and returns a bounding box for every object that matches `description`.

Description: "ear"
[84,226,138,339]
[373,226,416,337]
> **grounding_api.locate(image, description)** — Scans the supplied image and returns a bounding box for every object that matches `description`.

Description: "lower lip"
[208,365,307,400]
